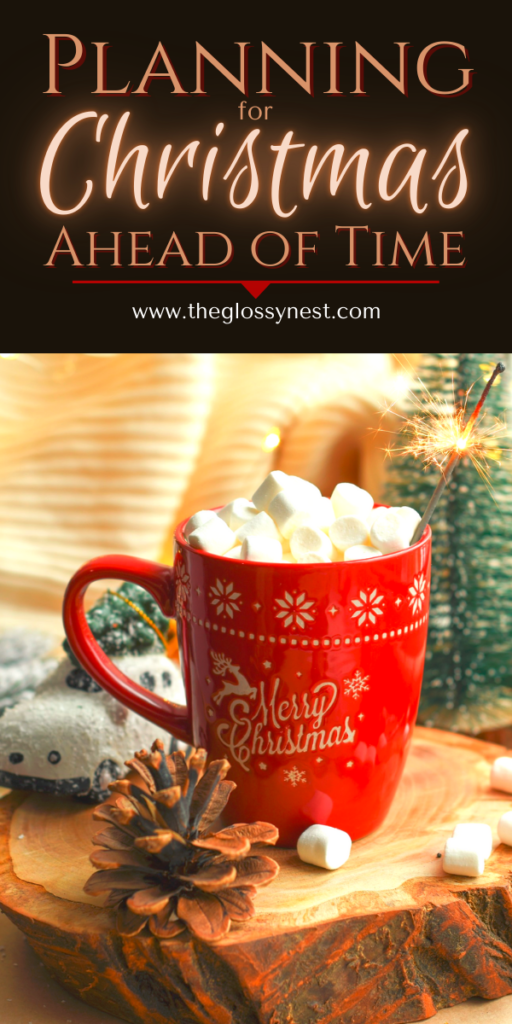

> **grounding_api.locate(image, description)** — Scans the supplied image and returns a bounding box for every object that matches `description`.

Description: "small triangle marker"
[241,281,271,298]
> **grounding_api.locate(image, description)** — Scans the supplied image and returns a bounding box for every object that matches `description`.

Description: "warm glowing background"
[0,351,419,636]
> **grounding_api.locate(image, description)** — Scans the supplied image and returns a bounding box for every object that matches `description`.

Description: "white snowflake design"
[351,588,384,627]
[283,765,307,787]
[344,669,370,699]
[209,578,242,618]
[175,558,191,612]
[408,573,427,616]
[274,590,316,630]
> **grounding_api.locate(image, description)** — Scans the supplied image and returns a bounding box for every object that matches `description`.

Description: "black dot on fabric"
[65,667,102,693]
[48,750,61,764]
[9,752,24,764]
[140,672,156,691]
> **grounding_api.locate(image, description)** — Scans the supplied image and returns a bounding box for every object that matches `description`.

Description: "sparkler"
[410,361,506,545]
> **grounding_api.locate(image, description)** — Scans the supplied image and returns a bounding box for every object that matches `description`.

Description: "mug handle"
[62,554,193,744]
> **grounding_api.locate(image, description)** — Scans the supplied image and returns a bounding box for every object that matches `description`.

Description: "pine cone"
[84,740,279,942]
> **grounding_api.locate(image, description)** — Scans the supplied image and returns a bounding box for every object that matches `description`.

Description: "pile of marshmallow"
[184,471,421,564]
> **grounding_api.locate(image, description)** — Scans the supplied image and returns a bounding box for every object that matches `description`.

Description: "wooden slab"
[1,727,512,1024]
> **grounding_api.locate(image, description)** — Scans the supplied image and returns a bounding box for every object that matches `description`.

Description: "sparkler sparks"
[385,362,508,484]
[382,361,508,546]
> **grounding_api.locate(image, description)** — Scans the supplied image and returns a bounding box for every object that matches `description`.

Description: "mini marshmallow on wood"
[297,824,352,870]
[187,516,236,556]
[442,837,485,877]
[490,756,512,794]
[498,811,512,846]
[452,823,493,860]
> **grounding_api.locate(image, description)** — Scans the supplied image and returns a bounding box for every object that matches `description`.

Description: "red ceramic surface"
[63,517,431,846]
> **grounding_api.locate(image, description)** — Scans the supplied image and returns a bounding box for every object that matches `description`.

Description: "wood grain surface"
[3,909,512,1024]
[1,727,512,1024]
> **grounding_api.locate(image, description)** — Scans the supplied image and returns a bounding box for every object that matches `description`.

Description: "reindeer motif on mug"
[211,651,257,705]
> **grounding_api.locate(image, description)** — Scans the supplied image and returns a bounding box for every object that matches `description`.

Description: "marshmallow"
[268,489,318,539]
[393,506,422,542]
[287,476,322,504]
[331,482,374,519]
[442,837,485,877]
[498,810,512,846]
[366,505,388,529]
[184,509,217,538]
[300,552,331,563]
[224,546,243,559]
[370,511,411,554]
[314,496,336,531]
[290,525,333,563]
[217,498,258,530]
[344,544,381,561]
[187,516,236,556]
[490,756,512,793]
[297,824,352,870]
[452,823,492,860]
[240,535,283,562]
[283,551,297,563]
[251,471,289,512]
[329,515,369,553]
[236,510,281,545]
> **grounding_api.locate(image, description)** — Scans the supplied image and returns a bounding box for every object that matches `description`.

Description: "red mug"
[63,515,431,846]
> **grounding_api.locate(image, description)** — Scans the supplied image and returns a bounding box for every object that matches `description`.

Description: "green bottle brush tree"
[383,353,512,735]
